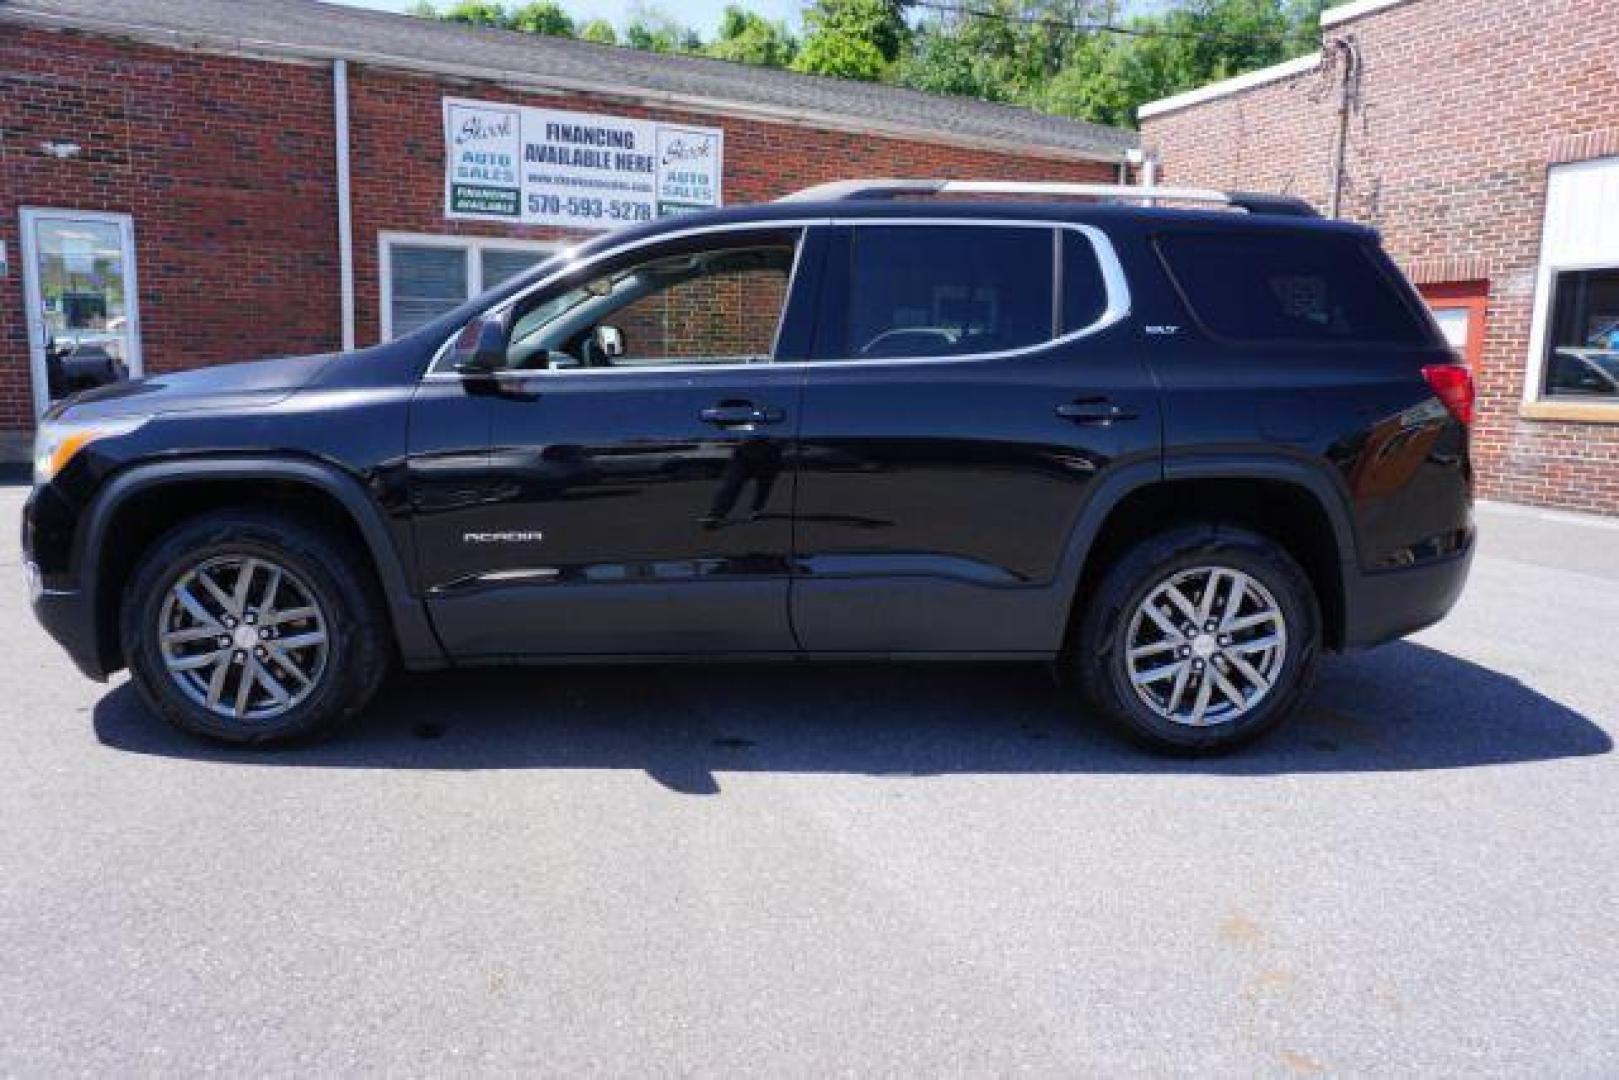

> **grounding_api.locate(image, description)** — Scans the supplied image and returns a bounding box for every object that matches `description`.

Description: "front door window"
[20,209,142,416]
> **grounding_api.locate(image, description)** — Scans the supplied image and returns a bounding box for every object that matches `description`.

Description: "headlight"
[33,416,150,485]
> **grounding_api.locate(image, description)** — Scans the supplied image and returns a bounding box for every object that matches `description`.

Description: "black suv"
[23,180,1475,752]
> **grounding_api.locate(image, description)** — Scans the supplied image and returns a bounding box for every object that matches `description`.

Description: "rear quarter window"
[1156,231,1432,346]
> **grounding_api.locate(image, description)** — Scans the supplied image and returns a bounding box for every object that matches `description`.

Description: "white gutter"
[334,59,355,352]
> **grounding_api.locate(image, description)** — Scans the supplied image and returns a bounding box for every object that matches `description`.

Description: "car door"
[790,219,1160,653]
[409,225,821,658]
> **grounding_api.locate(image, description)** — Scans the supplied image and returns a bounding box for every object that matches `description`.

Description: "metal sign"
[443,97,723,231]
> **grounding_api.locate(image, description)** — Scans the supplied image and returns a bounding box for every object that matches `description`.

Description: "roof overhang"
[1,5,1134,166]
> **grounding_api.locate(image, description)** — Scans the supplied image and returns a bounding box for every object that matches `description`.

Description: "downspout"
[1126,147,1159,204]
[334,59,356,351]
[1325,36,1360,220]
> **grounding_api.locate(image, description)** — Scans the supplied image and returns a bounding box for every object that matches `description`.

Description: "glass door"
[20,209,143,417]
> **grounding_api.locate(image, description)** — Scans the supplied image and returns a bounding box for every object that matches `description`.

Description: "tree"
[623,3,702,53]
[793,0,909,80]
[440,0,508,28]
[578,17,618,45]
[404,1,438,16]
[508,1,575,36]
[706,6,798,68]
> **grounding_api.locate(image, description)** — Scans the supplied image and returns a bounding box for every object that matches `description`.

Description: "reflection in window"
[843,226,1055,360]
[1544,268,1619,399]
[1157,232,1429,345]
[35,219,129,361]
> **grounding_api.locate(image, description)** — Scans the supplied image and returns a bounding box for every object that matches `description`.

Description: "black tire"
[120,509,392,745]
[1071,524,1321,753]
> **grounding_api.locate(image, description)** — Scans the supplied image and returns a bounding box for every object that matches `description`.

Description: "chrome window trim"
[421,214,1132,381]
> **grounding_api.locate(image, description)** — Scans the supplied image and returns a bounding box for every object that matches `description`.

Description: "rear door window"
[1157,231,1431,345]
[837,225,1056,360]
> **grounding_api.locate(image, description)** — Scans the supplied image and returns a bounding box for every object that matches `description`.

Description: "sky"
[329,0,805,35]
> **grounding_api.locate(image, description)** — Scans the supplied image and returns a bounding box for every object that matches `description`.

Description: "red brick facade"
[0,22,1116,454]
[1140,0,1619,514]
[1,28,341,436]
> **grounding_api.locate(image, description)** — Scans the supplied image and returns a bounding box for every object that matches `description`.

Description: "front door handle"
[1056,397,1139,425]
[700,400,785,428]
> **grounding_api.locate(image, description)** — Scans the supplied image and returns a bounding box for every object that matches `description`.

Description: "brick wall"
[1140,0,1619,514]
[0,27,341,440]
[0,25,1118,450]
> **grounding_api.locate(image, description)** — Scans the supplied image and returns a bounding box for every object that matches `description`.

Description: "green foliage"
[440,0,507,28]
[707,5,799,68]
[508,1,574,36]
[403,1,438,16]
[413,0,1327,131]
[794,0,909,80]
[578,17,618,44]
[624,2,702,53]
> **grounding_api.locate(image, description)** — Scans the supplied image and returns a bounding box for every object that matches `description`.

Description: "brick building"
[1140,0,1619,514]
[0,0,1135,455]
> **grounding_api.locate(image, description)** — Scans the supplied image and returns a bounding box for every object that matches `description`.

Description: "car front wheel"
[1073,524,1321,753]
[120,510,391,744]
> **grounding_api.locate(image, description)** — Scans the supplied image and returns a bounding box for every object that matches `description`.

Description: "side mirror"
[450,313,509,376]
[594,324,625,360]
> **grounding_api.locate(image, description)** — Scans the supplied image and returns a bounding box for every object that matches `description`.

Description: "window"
[1061,230,1108,334]
[1419,280,1489,369]
[1526,157,1619,411]
[1543,268,1619,399]
[838,225,1056,360]
[484,231,800,372]
[1158,231,1430,345]
[388,245,466,338]
[380,234,556,339]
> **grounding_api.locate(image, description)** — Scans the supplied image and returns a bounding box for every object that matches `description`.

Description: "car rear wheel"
[121,510,391,745]
[1072,524,1321,753]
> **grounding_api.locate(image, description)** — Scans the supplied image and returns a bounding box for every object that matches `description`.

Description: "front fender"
[76,457,447,675]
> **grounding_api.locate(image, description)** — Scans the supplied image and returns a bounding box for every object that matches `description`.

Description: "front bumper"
[1340,534,1475,650]
[28,572,108,681]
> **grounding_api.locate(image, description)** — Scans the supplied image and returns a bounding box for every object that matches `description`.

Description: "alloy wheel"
[1124,565,1288,727]
[156,555,330,722]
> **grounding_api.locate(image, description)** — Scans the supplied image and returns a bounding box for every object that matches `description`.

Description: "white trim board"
[1138,53,1322,121]
[1321,0,1421,28]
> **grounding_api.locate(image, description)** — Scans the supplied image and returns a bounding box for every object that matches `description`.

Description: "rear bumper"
[1340,537,1475,650]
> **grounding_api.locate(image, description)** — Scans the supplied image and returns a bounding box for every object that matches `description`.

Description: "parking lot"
[2,481,1616,1075]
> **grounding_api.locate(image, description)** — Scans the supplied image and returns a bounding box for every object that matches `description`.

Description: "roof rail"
[777,179,1319,217]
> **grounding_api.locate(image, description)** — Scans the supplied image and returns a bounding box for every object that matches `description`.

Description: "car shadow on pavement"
[92,641,1611,793]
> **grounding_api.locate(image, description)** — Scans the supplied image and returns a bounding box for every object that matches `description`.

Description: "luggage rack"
[777,179,1318,218]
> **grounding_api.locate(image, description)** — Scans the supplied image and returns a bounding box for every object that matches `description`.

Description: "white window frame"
[378,232,558,341]
[1523,156,1619,414]
[19,207,144,419]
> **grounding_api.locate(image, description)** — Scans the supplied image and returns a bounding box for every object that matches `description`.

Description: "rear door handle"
[700,400,785,428]
[1056,397,1139,425]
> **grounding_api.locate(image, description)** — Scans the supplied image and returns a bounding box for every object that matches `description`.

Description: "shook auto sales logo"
[446,103,521,218]
[454,110,515,147]
[659,132,714,166]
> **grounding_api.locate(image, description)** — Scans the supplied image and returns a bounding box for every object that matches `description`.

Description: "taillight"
[1422,364,1474,425]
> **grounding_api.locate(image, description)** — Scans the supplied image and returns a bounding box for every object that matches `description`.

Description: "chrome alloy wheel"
[1124,566,1288,727]
[156,555,330,722]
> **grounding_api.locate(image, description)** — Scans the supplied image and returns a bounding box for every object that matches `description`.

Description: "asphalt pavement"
[1,486,1616,1075]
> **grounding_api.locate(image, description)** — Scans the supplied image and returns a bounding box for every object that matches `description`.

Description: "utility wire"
[909,0,1305,47]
